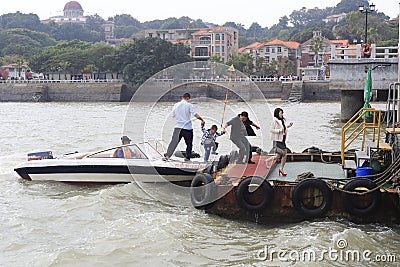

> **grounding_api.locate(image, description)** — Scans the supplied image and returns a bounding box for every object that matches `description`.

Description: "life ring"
[235,176,274,211]
[292,178,333,217]
[361,43,371,55]
[341,178,380,216]
[190,173,216,209]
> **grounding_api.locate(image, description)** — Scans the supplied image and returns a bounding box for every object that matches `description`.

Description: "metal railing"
[0,79,123,84]
[152,77,301,83]
[341,107,381,166]
[331,44,398,60]
[190,40,212,46]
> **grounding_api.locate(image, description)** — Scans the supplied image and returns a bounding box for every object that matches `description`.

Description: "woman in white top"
[266,108,293,176]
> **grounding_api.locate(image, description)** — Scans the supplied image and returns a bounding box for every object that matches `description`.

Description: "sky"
[1,0,399,28]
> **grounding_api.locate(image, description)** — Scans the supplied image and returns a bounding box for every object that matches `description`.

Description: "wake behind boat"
[14,141,207,184]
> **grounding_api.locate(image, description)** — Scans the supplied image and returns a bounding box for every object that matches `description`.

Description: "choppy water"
[0,101,399,266]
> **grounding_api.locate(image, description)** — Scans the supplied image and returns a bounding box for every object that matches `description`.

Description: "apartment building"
[190,27,239,63]
[239,39,300,75]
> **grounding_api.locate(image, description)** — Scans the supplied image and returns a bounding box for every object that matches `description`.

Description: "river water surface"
[0,101,399,266]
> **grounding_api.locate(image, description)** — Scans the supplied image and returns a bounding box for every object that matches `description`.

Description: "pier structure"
[328,44,399,122]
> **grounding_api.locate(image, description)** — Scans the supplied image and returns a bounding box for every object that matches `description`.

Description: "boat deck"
[267,161,346,182]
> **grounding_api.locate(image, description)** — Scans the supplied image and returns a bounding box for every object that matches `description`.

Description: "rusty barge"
[190,108,400,224]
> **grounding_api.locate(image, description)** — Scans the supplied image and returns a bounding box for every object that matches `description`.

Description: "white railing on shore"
[153,76,301,83]
[304,76,330,81]
[331,44,398,60]
[153,77,252,83]
[0,79,123,84]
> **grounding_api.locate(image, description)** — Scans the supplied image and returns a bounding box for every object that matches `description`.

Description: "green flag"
[363,68,372,118]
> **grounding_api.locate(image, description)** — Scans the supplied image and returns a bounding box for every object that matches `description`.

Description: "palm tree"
[84,64,96,79]
[283,59,294,76]
[310,36,323,67]
[255,57,265,73]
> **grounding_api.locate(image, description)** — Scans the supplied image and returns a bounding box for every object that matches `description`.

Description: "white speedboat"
[14,141,207,184]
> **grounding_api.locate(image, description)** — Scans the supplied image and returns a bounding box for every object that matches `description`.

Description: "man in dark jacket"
[221,114,254,164]
[240,111,260,136]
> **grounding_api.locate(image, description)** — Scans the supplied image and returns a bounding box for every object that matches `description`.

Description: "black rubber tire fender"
[217,155,229,170]
[202,164,214,175]
[341,178,380,217]
[190,173,216,209]
[235,176,274,212]
[292,178,333,218]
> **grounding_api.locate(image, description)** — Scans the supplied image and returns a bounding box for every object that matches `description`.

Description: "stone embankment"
[0,80,337,102]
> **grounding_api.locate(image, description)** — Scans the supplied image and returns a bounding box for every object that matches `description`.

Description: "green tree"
[0,28,56,58]
[59,61,70,80]
[335,0,369,13]
[282,59,294,75]
[209,55,222,63]
[112,14,142,28]
[263,59,279,76]
[114,26,139,38]
[83,63,96,79]
[255,57,265,73]
[85,14,106,33]
[227,53,254,75]
[310,36,323,66]
[247,22,266,40]
[115,38,192,84]
[0,12,43,31]
[52,23,103,42]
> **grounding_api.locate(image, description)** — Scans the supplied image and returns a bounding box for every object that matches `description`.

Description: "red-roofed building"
[238,42,262,58]
[239,39,301,76]
[190,27,238,63]
[1,62,30,79]
[138,27,238,62]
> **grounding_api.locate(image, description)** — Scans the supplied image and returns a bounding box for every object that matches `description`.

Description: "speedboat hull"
[14,158,205,184]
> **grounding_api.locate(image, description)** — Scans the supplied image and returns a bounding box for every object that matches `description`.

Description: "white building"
[43,1,86,25]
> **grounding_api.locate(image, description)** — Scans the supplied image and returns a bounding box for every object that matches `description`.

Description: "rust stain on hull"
[207,184,400,224]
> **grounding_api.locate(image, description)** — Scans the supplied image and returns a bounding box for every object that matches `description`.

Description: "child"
[201,122,224,162]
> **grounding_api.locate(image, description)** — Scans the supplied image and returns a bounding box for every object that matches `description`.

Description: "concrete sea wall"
[0,81,338,102]
[0,82,122,102]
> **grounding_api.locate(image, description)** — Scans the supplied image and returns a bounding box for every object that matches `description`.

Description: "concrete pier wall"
[328,58,398,121]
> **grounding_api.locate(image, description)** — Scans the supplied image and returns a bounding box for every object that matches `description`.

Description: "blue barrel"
[356,166,372,177]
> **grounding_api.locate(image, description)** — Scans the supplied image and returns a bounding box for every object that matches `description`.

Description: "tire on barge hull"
[292,178,333,218]
[340,178,381,217]
[235,176,274,212]
[190,173,216,209]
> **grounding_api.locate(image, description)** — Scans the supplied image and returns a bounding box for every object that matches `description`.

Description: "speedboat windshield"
[136,142,163,160]
[84,142,162,160]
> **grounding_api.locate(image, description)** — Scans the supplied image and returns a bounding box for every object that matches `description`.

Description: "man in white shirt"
[163,93,205,161]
